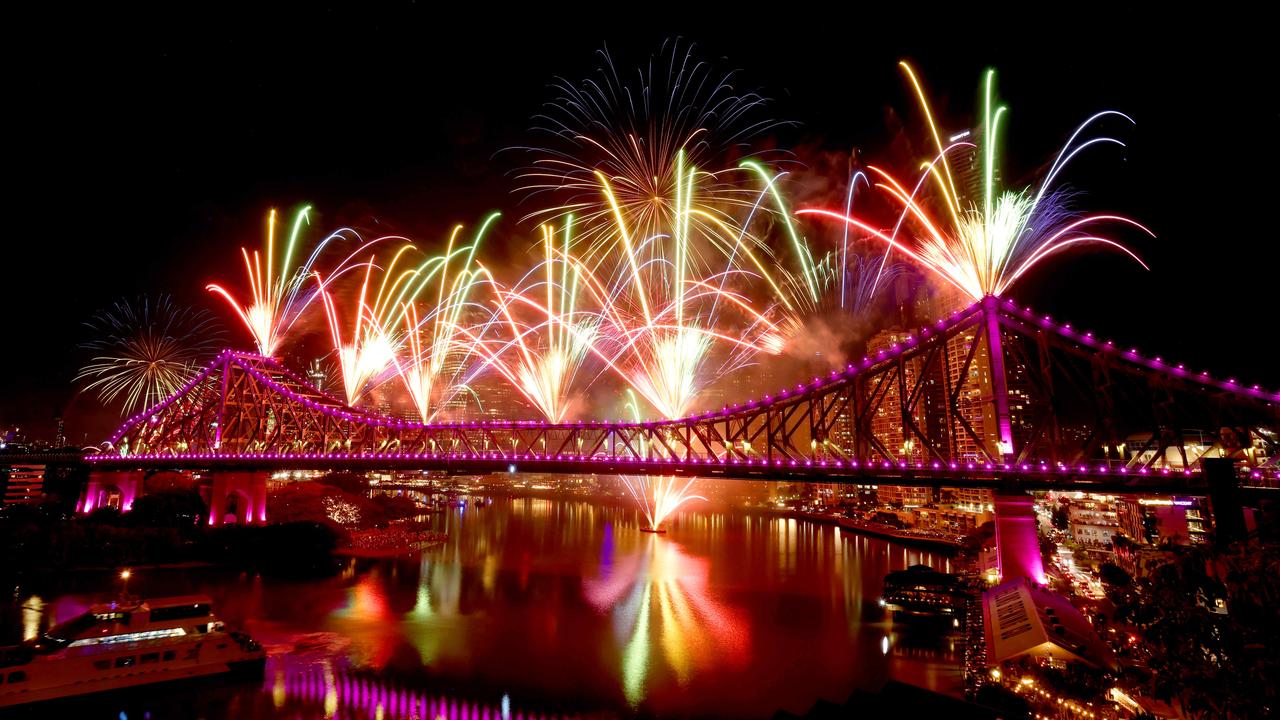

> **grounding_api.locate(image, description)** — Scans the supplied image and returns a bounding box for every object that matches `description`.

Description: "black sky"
[6,4,1277,444]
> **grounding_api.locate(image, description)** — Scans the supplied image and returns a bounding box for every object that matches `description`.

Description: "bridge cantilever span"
[84,296,1280,489]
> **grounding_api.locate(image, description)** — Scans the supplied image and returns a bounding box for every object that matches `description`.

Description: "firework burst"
[515,39,790,267]
[798,63,1152,303]
[206,206,386,356]
[393,215,500,421]
[310,215,502,413]
[77,295,224,416]
[317,243,417,405]
[474,216,606,422]
[593,150,788,420]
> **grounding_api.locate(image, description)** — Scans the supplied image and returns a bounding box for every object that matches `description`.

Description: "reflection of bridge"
[266,656,568,720]
[86,296,1277,482]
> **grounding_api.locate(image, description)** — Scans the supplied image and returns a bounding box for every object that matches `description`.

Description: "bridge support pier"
[77,471,142,514]
[994,491,1046,584]
[206,472,268,526]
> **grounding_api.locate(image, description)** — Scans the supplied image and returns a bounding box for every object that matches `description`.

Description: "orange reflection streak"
[329,572,399,670]
[584,534,749,707]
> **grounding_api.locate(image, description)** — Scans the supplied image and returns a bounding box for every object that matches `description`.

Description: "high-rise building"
[470,366,527,420]
[876,484,932,508]
[306,359,328,394]
[1067,496,1120,546]
[945,127,986,202]
[921,285,1039,462]
[866,328,925,461]
[943,321,995,461]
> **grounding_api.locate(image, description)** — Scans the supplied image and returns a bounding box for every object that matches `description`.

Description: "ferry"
[0,594,265,707]
[881,564,963,621]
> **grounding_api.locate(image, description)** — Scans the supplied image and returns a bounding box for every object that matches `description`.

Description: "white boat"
[0,594,265,707]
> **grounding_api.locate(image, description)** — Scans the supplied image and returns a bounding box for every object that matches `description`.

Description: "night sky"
[6,5,1276,444]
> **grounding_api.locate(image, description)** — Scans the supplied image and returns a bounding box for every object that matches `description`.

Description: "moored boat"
[0,594,264,707]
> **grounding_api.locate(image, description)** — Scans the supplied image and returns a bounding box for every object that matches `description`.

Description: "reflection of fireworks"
[584,534,748,708]
[621,476,705,531]
[77,295,224,416]
[799,63,1152,303]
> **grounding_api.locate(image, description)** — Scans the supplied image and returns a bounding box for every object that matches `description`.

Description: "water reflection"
[267,655,568,720]
[585,533,748,707]
[9,491,962,718]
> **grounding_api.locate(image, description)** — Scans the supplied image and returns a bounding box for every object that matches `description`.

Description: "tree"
[128,489,206,528]
[1051,504,1069,531]
[1111,544,1280,719]
[1098,562,1132,590]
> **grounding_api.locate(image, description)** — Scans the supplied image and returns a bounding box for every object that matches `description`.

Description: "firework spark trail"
[394,215,503,421]
[621,477,706,532]
[317,246,413,406]
[583,150,793,420]
[468,216,609,422]
[206,207,395,357]
[515,39,789,264]
[842,170,871,309]
[698,160,901,355]
[314,217,501,413]
[798,63,1153,304]
[205,207,313,357]
[77,296,225,416]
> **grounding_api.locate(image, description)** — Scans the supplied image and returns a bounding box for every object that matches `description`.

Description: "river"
[6,481,963,718]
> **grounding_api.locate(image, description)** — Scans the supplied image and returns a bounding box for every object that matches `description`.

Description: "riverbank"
[0,516,343,584]
[336,527,449,558]
[836,517,965,549]
[786,509,965,550]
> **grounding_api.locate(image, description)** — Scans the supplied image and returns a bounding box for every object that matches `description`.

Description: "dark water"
[7,487,962,718]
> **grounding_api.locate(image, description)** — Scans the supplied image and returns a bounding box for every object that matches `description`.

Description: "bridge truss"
[87,296,1279,486]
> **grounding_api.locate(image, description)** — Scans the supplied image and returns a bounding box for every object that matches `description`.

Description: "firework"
[620,476,706,532]
[317,243,413,405]
[310,214,502,412]
[77,295,224,416]
[393,215,501,421]
[509,42,853,420]
[583,150,787,420]
[798,63,1152,303]
[206,206,387,356]
[472,216,606,422]
[516,39,790,268]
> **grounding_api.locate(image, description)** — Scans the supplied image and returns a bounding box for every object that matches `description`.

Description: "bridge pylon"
[982,295,1016,463]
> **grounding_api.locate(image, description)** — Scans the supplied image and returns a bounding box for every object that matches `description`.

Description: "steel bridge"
[84,295,1278,491]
